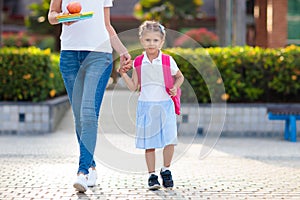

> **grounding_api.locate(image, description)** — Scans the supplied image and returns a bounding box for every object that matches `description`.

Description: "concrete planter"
[0,95,70,134]
[178,103,300,138]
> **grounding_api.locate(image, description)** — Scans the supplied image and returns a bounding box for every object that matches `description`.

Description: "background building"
[1,0,300,48]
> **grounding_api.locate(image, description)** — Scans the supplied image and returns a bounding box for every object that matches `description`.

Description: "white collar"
[142,51,162,64]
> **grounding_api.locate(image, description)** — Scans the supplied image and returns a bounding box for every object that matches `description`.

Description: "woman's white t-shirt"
[60,0,113,52]
[136,51,179,102]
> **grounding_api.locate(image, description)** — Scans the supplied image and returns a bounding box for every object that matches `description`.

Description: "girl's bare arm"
[120,69,139,92]
[170,70,184,96]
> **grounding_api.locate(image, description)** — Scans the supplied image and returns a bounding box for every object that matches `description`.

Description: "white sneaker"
[73,174,88,192]
[87,168,97,187]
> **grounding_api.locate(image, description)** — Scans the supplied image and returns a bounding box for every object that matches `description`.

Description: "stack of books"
[56,11,94,23]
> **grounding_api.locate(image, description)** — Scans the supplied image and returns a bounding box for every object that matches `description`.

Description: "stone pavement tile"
[1,92,300,199]
[1,134,300,200]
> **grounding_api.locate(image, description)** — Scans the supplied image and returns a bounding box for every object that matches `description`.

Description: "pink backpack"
[134,54,181,115]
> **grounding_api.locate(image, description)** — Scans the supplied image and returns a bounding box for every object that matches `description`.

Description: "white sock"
[149,172,156,177]
[161,166,169,172]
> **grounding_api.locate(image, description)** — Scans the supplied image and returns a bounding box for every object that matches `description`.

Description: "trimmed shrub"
[0,47,65,102]
[4,45,294,103]
[164,45,300,103]
[2,32,56,52]
[2,32,36,47]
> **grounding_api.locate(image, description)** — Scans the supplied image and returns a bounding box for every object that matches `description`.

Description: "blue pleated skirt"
[136,99,178,149]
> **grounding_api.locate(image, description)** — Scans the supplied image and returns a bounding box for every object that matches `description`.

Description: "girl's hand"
[169,86,177,97]
[117,67,124,75]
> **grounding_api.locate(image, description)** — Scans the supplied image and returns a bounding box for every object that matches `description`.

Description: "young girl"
[119,21,184,190]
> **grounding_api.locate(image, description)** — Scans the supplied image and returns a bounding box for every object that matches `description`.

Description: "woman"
[48,0,131,193]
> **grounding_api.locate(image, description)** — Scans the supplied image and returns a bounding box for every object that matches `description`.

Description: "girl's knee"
[164,144,174,149]
[145,148,155,153]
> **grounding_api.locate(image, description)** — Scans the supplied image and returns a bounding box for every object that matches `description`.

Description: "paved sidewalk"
[1,90,300,200]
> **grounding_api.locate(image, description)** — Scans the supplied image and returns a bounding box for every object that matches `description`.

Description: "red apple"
[67,1,82,14]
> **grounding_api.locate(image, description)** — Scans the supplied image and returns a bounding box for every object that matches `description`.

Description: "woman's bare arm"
[48,0,62,25]
[104,7,130,58]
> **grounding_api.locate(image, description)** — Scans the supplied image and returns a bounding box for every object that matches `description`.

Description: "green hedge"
[0,47,65,102]
[2,45,300,103]
[164,45,300,103]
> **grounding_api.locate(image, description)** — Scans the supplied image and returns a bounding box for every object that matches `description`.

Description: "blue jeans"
[60,51,113,175]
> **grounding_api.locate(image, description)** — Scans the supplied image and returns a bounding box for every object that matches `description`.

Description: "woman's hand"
[63,21,78,26]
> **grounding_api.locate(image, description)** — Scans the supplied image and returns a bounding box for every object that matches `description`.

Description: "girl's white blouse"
[135,51,179,102]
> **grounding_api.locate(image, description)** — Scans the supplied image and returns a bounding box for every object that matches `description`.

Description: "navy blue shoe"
[160,170,174,188]
[148,174,161,190]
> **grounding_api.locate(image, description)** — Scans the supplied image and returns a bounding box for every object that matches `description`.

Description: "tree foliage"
[25,0,61,51]
[133,0,203,26]
[25,0,54,35]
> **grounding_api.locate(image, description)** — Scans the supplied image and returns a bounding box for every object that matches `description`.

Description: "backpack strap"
[134,54,144,87]
[162,54,173,92]
[162,54,181,115]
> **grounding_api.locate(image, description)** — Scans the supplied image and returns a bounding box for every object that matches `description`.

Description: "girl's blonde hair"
[138,20,166,39]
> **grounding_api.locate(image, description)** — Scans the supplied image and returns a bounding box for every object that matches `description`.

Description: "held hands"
[118,60,133,75]
[119,53,132,74]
